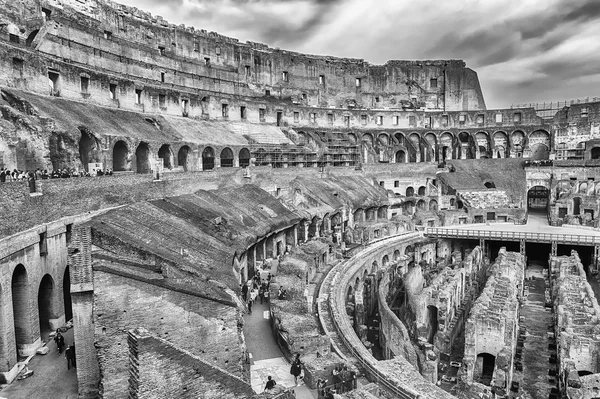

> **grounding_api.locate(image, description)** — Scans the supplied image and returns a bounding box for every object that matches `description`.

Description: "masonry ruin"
[2,0,600,398]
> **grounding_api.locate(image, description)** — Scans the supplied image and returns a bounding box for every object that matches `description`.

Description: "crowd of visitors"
[242,272,274,315]
[0,167,114,182]
[317,364,357,398]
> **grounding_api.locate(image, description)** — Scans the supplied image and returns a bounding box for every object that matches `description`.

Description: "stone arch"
[202,147,215,170]
[220,147,234,168]
[409,133,422,162]
[395,150,407,163]
[417,199,426,210]
[78,128,101,169]
[429,199,438,211]
[458,132,472,159]
[158,144,174,170]
[297,131,308,146]
[393,250,401,261]
[377,206,388,219]
[527,185,549,209]
[394,132,406,146]
[440,132,454,160]
[475,132,490,159]
[511,130,526,156]
[406,186,415,197]
[476,353,496,385]
[354,208,365,224]
[371,260,379,274]
[378,133,390,146]
[418,186,426,196]
[38,274,56,336]
[12,264,32,357]
[573,197,582,215]
[382,255,389,268]
[362,133,374,146]
[424,133,437,162]
[26,29,39,47]
[591,147,600,160]
[347,133,357,144]
[239,148,251,168]
[308,216,319,239]
[177,145,192,171]
[530,143,550,160]
[135,142,151,174]
[403,200,415,215]
[493,131,509,158]
[112,140,131,171]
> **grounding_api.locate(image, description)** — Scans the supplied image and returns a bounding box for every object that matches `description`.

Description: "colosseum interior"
[1,1,600,398]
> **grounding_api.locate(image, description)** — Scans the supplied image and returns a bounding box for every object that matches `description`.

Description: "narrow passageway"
[243,299,315,398]
[0,328,78,399]
[514,261,554,399]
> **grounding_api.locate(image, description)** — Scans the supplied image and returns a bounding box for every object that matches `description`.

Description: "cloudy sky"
[117,0,600,109]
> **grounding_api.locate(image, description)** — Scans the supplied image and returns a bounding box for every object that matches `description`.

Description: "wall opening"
[475,353,496,386]
[112,140,130,171]
[527,185,549,210]
[573,197,581,215]
[135,142,151,173]
[418,186,426,196]
[158,144,173,169]
[202,147,215,170]
[63,266,72,322]
[427,305,438,344]
[78,129,100,169]
[177,145,191,171]
[406,187,414,197]
[239,148,251,168]
[37,274,55,337]
[220,147,234,168]
[12,264,30,358]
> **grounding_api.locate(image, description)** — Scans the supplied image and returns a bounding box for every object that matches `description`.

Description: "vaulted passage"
[79,129,100,169]
[527,186,549,210]
[38,274,55,336]
[135,142,151,174]
[158,144,173,169]
[63,266,72,322]
[112,140,131,171]
[476,353,496,386]
[177,145,191,171]
[239,148,251,168]
[202,147,215,170]
[12,264,30,357]
[220,147,234,168]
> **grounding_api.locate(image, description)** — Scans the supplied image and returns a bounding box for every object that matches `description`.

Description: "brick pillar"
[70,225,100,398]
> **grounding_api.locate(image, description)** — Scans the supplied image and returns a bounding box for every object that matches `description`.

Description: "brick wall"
[128,328,254,399]
[93,270,244,399]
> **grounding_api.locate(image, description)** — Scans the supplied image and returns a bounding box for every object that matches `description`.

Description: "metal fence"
[425,227,600,245]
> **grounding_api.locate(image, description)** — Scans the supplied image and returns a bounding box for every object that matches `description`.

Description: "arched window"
[177,145,191,171]
[135,142,151,174]
[158,144,173,169]
[239,148,251,168]
[202,147,215,170]
[113,140,130,171]
[220,147,234,168]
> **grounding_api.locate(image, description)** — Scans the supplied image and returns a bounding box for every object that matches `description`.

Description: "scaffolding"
[511,97,600,120]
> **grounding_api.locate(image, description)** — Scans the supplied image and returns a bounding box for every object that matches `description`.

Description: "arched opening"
[378,134,389,146]
[527,185,549,210]
[429,200,438,211]
[63,266,72,322]
[484,181,496,189]
[573,197,582,215]
[377,206,388,219]
[78,129,100,169]
[395,150,406,163]
[403,201,415,215]
[458,132,472,159]
[425,133,437,162]
[592,147,600,160]
[393,250,400,261]
[440,132,454,160]
[220,147,234,168]
[366,208,377,222]
[475,353,496,386]
[382,255,389,268]
[177,145,192,171]
[239,148,251,168]
[202,147,215,170]
[493,131,509,158]
[135,142,151,174]
[406,186,415,197]
[308,216,319,239]
[12,264,30,357]
[418,186,426,196]
[362,133,374,146]
[38,274,55,337]
[26,29,39,47]
[112,140,130,171]
[475,132,489,159]
[409,133,422,162]
[427,305,438,344]
[372,261,378,274]
[354,208,364,224]
[347,133,357,144]
[579,370,594,377]
[417,199,426,210]
[530,143,550,160]
[158,144,174,169]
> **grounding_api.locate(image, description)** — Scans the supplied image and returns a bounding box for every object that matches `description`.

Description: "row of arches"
[96,140,252,173]
[7,264,72,362]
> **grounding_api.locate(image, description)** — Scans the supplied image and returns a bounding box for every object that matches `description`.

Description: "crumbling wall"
[460,249,524,397]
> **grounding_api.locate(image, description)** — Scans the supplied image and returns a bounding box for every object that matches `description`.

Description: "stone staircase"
[228,123,292,145]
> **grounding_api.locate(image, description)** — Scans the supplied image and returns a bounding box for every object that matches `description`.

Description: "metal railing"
[425,227,600,245]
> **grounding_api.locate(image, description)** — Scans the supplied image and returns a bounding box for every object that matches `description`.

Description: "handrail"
[424,227,600,245]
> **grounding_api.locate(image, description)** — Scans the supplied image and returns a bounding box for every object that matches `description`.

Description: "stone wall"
[551,252,600,398]
[460,249,524,397]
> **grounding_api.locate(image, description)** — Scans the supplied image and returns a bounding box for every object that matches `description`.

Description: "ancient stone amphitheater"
[1,1,600,398]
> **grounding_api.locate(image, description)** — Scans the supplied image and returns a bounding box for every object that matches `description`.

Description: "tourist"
[54,331,64,354]
[65,345,73,369]
[247,297,253,315]
[250,287,258,303]
[263,376,276,391]
[259,284,265,304]
[241,282,248,302]
[290,353,302,385]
